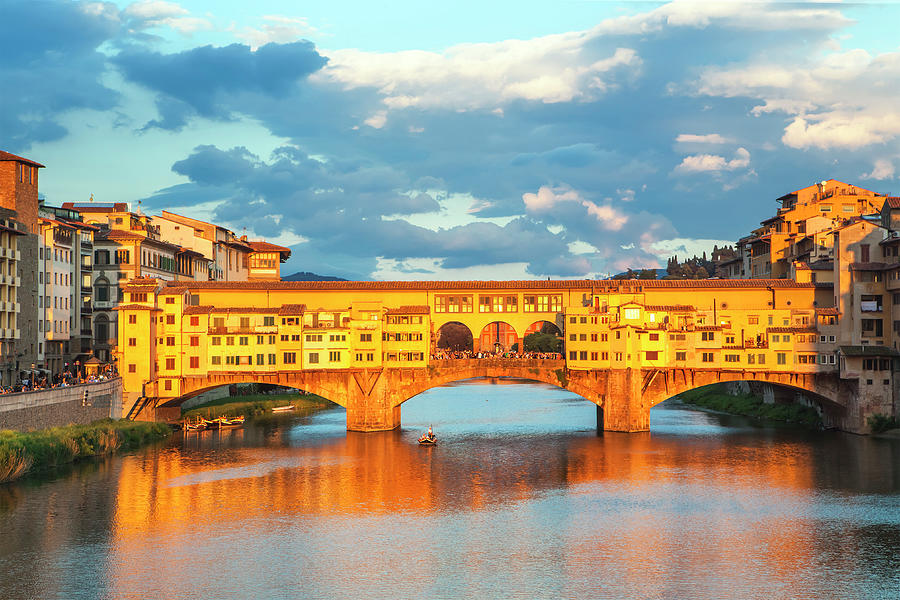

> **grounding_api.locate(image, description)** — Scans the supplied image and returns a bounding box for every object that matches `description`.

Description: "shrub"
[867,414,900,434]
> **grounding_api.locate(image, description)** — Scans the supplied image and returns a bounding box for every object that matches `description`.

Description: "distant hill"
[282,271,348,282]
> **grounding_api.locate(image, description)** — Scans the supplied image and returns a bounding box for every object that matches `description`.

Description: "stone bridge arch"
[640,368,851,430]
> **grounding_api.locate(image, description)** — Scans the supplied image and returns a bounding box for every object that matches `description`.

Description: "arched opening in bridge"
[478,321,518,353]
[523,321,563,353]
[436,322,474,354]
[153,382,345,422]
[659,381,846,430]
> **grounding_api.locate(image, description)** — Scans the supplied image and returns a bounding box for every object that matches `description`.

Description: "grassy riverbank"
[677,385,823,429]
[0,420,172,484]
[182,393,331,421]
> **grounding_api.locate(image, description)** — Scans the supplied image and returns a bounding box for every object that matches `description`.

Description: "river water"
[1,379,899,600]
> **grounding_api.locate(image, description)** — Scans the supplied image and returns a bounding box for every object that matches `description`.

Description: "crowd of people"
[0,365,118,395]
[430,349,563,360]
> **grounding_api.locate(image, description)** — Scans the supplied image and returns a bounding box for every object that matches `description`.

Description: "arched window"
[95,277,109,302]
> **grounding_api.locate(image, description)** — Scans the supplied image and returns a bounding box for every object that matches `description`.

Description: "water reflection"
[1,380,899,599]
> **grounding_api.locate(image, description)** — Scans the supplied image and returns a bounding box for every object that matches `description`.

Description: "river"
[1,379,899,599]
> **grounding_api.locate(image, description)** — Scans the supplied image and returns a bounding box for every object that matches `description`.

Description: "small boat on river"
[202,415,246,429]
[418,425,437,446]
[271,405,295,413]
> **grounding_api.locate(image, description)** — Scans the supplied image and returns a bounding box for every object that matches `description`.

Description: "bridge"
[117,278,891,433]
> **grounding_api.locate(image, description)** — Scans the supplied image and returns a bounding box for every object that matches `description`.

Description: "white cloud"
[862,158,896,181]
[523,185,628,231]
[123,0,212,34]
[235,15,319,49]
[320,33,642,112]
[782,114,900,150]
[674,147,751,174]
[675,133,733,145]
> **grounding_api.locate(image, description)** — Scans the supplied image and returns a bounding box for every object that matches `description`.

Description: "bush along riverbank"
[182,393,331,421]
[677,384,823,429]
[0,419,172,485]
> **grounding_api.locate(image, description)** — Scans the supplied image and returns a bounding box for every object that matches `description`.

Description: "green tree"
[523,332,562,352]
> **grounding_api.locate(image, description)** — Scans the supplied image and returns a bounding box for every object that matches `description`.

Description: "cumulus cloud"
[122,0,212,35]
[320,37,642,113]
[113,41,328,129]
[235,15,320,49]
[523,185,628,231]
[862,159,896,181]
[674,147,750,174]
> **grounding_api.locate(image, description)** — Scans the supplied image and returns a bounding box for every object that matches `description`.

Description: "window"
[591,352,598,360]
[264,316,275,326]
[166,337,175,346]
[579,334,586,341]
[128,337,136,346]
[649,333,659,341]
[211,356,221,365]
[164,380,172,391]
[239,337,248,346]
[165,358,175,370]
[569,351,577,360]
[360,333,372,342]
[128,364,136,373]
[623,308,639,320]
[701,352,714,363]
[268,354,276,365]
[646,351,659,360]
[190,316,199,326]
[128,314,137,324]
[308,352,319,364]
[165,297,175,305]
[748,316,759,325]
[777,353,787,365]
[569,334,576,341]
[189,356,199,369]
[166,315,175,324]
[725,354,740,363]
[701,331,715,341]
[329,351,341,362]
[435,295,473,313]
[675,352,686,361]
[190,336,199,347]
[226,337,234,346]
[748,354,756,364]
[211,337,221,346]
[257,354,264,365]
[284,352,297,364]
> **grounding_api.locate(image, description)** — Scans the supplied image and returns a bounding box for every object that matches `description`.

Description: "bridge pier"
[602,368,650,433]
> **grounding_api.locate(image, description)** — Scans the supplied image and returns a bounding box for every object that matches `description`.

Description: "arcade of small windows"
[478,295,518,313]
[523,295,562,313]
[383,332,424,342]
[435,295,473,313]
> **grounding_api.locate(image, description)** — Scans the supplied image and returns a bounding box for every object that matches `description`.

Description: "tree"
[437,323,473,351]
[524,332,562,353]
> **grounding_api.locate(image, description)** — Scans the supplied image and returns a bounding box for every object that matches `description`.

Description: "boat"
[217,415,245,428]
[418,426,437,446]
[182,419,206,432]
[271,405,295,413]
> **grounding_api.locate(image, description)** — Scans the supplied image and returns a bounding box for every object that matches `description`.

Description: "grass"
[678,385,823,429]
[182,393,331,420]
[0,419,172,485]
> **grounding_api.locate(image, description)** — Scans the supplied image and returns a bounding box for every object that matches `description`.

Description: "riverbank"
[0,419,172,484]
[182,393,331,421]
[676,385,823,429]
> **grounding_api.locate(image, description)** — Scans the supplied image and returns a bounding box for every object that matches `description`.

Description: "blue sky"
[3,1,900,280]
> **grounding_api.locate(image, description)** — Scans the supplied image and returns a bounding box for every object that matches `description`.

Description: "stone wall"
[0,378,122,431]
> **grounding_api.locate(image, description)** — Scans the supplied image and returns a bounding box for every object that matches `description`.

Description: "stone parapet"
[0,378,122,431]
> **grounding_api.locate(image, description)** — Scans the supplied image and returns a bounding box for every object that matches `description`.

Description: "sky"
[3,1,900,280]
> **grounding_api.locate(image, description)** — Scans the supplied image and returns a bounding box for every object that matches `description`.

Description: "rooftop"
[0,150,45,168]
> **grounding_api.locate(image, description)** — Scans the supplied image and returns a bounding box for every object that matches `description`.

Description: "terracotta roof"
[0,150,45,168]
[694,325,722,331]
[277,304,306,315]
[162,279,818,292]
[96,230,145,241]
[840,345,900,357]
[767,327,817,333]
[386,305,430,314]
[883,197,900,209]
[0,223,25,236]
[248,240,291,255]
[816,308,840,316]
[114,304,160,311]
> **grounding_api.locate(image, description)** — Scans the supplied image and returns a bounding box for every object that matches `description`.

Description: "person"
[427,425,433,438]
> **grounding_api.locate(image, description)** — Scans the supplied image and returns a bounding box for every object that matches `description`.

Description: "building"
[0,151,43,386]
